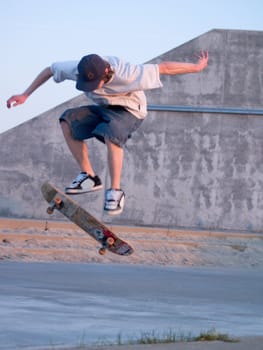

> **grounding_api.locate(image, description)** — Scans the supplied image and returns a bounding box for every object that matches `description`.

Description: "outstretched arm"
[6,67,53,108]
[158,50,208,75]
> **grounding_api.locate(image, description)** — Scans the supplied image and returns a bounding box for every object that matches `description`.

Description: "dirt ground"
[0,218,262,267]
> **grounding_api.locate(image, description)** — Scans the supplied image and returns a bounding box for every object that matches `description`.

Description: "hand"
[6,94,28,108]
[194,50,209,72]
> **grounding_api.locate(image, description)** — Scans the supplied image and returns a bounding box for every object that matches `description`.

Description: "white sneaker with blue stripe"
[65,172,103,194]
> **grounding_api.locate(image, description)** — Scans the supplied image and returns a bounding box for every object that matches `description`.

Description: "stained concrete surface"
[0,262,262,349]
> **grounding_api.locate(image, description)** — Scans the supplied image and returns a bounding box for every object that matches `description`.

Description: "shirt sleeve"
[138,63,163,90]
[50,61,79,83]
[104,56,163,93]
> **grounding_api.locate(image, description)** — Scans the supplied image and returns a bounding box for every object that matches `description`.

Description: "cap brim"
[76,79,100,92]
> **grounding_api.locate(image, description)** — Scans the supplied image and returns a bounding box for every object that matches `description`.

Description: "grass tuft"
[114,328,239,346]
[195,328,239,343]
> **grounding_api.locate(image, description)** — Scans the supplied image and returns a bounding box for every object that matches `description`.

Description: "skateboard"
[41,182,134,256]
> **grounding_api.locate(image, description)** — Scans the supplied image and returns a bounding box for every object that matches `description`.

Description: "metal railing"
[147,104,263,115]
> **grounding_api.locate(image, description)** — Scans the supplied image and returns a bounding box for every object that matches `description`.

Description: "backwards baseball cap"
[76,54,108,92]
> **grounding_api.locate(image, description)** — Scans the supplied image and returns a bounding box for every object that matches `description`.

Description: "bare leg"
[105,138,123,189]
[60,121,95,176]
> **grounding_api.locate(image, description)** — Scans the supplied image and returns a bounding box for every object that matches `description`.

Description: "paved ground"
[52,337,263,350]
[1,262,262,349]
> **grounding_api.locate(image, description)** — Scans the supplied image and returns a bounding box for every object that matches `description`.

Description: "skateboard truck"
[46,197,64,214]
[99,236,115,255]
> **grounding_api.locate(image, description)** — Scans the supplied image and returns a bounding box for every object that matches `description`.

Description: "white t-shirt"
[51,56,163,119]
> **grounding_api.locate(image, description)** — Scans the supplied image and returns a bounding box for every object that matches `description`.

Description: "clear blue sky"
[1,0,263,133]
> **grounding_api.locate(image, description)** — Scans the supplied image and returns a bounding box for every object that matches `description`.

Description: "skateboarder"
[6,51,208,215]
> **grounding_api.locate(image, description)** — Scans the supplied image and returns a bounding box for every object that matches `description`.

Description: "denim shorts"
[59,105,143,147]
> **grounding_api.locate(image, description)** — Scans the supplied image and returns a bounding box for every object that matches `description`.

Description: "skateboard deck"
[41,182,134,256]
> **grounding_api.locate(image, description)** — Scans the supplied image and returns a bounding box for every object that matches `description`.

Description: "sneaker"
[104,188,125,215]
[65,172,103,194]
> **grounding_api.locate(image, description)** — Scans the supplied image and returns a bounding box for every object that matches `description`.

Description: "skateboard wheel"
[106,237,115,246]
[47,207,54,215]
[99,247,106,255]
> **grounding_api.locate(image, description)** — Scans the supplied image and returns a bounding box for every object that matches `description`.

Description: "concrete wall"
[1,29,263,233]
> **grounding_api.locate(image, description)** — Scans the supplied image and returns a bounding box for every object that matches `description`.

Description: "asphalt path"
[0,262,262,349]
